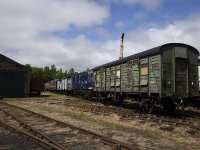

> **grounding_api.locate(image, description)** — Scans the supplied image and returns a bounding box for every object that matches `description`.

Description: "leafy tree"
[25,64,31,71]
[50,64,57,79]
[67,68,75,77]
[43,66,52,81]
[25,64,77,81]
[56,68,64,79]
[31,67,43,79]
[64,70,68,78]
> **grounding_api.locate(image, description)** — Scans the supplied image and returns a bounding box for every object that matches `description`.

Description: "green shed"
[0,54,30,97]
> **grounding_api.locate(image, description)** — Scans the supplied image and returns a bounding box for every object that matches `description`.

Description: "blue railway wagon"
[72,70,93,91]
[67,77,72,91]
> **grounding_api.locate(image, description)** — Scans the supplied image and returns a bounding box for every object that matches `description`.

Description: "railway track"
[0,101,139,150]
[83,103,200,131]
[0,109,64,150]
[50,98,200,131]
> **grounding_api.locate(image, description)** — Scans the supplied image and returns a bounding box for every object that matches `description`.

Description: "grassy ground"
[2,92,200,150]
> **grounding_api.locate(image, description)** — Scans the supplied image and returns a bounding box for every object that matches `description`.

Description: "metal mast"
[119,33,124,59]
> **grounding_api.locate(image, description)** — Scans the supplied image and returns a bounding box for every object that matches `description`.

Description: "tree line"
[25,64,77,81]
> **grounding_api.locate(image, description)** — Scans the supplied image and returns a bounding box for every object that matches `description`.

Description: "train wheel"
[141,98,155,113]
[161,97,176,113]
[37,91,41,96]
[115,95,124,105]
[148,99,156,113]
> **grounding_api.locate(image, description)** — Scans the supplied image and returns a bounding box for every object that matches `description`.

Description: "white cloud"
[62,36,117,71]
[0,0,109,31]
[123,14,200,56]
[106,0,163,9]
[133,11,146,20]
[0,0,199,73]
[91,14,200,60]
[114,21,127,28]
[0,0,110,71]
[91,27,112,39]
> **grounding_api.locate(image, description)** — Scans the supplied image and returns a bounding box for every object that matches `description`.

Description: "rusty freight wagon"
[30,78,45,96]
[92,43,199,113]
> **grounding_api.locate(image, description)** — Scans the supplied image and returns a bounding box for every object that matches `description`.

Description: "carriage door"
[175,58,188,97]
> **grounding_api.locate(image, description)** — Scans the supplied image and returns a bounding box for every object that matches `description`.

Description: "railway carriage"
[60,78,66,91]
[45,79,58,91]
[67,77,72,91]
[30,78,45,96]
[92,43,199,112]
[56,80,62,91]
[71,70,93,97]
[59,77,72,94]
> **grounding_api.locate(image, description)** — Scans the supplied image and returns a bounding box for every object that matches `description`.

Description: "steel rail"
[0,108,66,150]
[73,101,200,131]
[0,101,138,150]
[0,121,64,150]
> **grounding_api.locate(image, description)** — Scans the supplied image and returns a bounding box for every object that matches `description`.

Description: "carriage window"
[112,70,115,75]
[111,80,115,87]
[96,74,100,87]
[140,67,148,75]
[96,83,99,87]
[116,70,120,78]
[111,70,115,79]
[116,80,120,86]
[96,74,100,81]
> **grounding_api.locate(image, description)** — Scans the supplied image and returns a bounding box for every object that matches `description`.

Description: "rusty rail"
[0,121,64,150]
[0,108,66,150]
[70,100,200,131]
[0,101,138,150]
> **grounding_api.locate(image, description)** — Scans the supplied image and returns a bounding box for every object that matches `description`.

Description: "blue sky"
[0,0,200,72]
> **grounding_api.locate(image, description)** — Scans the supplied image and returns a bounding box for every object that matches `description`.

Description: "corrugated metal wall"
[0,54,30,97]
[0,70,26,97]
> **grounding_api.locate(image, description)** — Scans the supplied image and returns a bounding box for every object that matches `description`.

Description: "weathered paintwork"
[45,79,58,91]
[93,43,199,101]
[72,71,93,90]
[56,80,62,91]
[67,77,72,91]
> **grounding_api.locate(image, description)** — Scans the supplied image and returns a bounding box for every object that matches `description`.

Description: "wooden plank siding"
[94,54,161,96]
[93,43,199,99]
